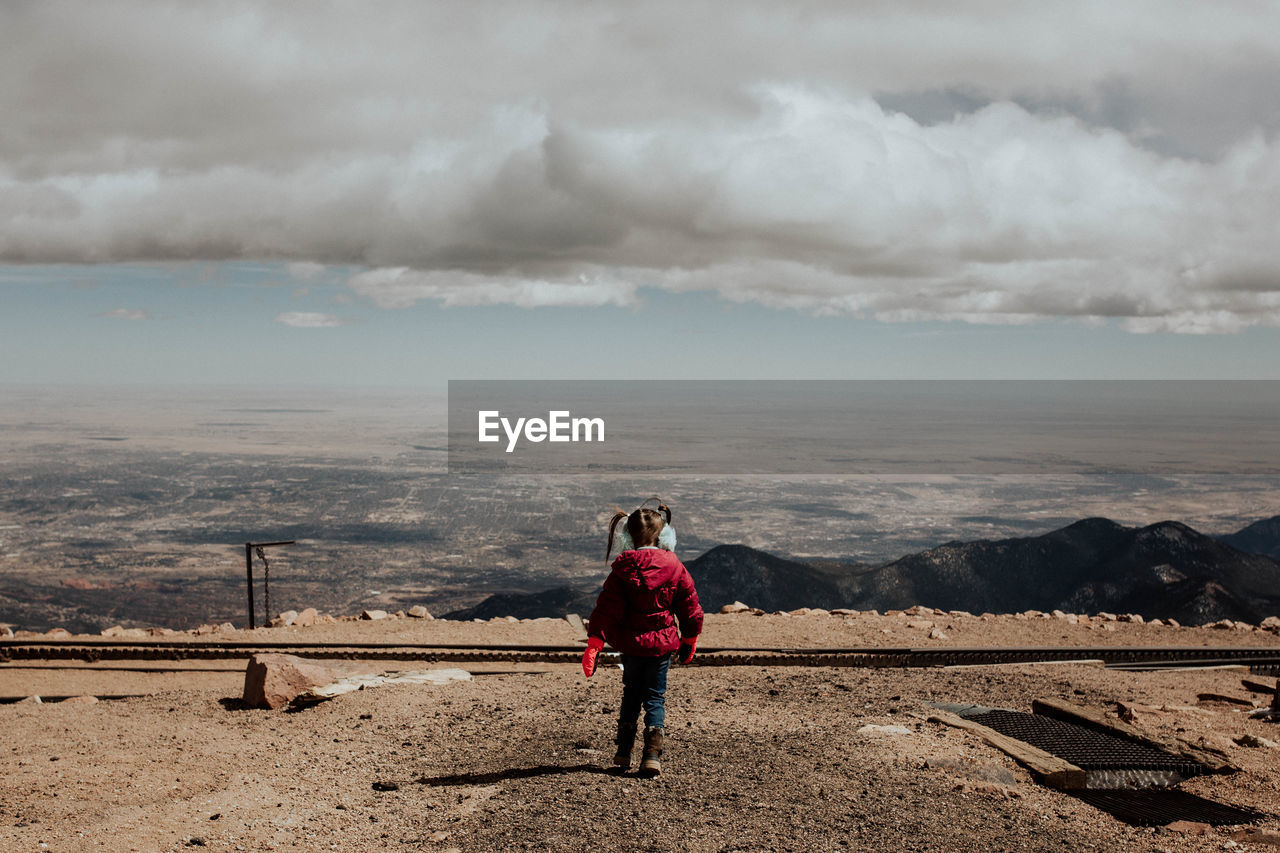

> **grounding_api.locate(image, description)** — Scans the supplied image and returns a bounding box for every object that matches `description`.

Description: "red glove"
[677,636,697,665]
[582,636,604,678]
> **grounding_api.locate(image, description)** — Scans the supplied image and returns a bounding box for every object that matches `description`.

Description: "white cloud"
[348,267,637,309]
[95,308,149,320]
[274,311,351,328]
[286,261,326,281]
[5,3,1280,331]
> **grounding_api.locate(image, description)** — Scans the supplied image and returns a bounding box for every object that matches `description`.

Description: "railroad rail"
[2,640,1278,672]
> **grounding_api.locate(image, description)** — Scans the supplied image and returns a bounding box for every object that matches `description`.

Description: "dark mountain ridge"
[1218,515,1280,561]
[445,516,1280,625]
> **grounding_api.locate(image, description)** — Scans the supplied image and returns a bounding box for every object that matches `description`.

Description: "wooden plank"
[1031,698,1237,775]
[564,613,588,642]
[927,709,1086,790]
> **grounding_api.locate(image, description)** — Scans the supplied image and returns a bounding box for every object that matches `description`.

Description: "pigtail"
[605,510,628,561]
[639,496,672,524]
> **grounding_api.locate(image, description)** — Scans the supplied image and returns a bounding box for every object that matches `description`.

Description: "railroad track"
[2,640,1278,672]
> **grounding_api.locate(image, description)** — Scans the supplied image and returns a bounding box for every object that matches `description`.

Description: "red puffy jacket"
[587,548,703,656]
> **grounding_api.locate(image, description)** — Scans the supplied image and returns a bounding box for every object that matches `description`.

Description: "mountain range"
[445,515,1280,625]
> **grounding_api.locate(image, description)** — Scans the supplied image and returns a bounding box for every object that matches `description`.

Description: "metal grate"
[965,709,1206,777]
[1071,789,1264,827]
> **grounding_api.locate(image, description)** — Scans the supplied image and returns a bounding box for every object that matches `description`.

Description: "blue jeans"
[619,652,671,729]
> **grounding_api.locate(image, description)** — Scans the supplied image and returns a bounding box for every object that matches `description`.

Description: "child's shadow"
[415,763,615,787]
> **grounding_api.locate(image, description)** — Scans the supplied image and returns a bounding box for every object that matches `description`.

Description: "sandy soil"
[3,612,1280,852]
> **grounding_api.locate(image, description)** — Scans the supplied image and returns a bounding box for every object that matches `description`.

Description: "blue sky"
[3,262,1280,387]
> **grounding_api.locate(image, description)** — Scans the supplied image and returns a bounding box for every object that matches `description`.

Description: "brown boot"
[613,722,637,769]
[639,726,664,776]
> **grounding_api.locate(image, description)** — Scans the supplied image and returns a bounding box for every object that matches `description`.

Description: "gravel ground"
[2,613,1280,852]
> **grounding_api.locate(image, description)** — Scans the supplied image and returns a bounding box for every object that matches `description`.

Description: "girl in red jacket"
[581,499,703,777]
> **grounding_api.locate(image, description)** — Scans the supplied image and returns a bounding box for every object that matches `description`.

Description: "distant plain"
[2,386,1277,631]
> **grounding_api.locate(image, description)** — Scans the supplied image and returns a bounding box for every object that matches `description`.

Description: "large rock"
[242,655,383,710]
[102,625,148,639]
[407,605,432,620]
[269,610,299,628]
[360,609,388,621]
[294,607,319,627]
[719,601,751,614]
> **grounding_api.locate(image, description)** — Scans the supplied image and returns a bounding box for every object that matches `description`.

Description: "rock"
[1148,618,1163,627]
[830,608,858,617]
[504,615,519,623]
[906,619,934,630]
[16,695,43,704]
[269,610,299,628]
[240,654,378,710]
[215,622,236,633]
[1230,828,1280,847]
[44,627,72,638]
[904,605,932,617]
[1097,612,1118,621]
[0,625,12,638]
[951,779,1023,800]
[1261,615,1280,632]
[1164,820,1211,836]
[1116,702,1138,723]
[360,609,388,621]
[60,695,99,705]
[1051,609,1067,619]
[857,724,913,735]
[1207,619,1235,630]
[293,608,319,627]
[1166,618,1180,628]
[808,608,830,617]
[243,654,339,710]
[1235,620,1255,631]
[924,756,1017,785]
[1234,734,1278,749]
[1021,610,1044,618]
[787,607,812,617]
[1117,613,1143,624]
[928,627,949,640]
[1193,733,1237,754]
[407,605,432,619]
[947,610,973,618]
[102,627,148,639]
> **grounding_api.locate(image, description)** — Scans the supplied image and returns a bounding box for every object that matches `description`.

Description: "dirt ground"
[3,611,1280,852]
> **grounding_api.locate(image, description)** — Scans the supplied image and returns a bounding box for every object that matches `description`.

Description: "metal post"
[245,542,255,630]
[243,540,295,631]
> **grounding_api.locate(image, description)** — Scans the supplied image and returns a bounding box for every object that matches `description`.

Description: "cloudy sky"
[4,1,1280,385]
